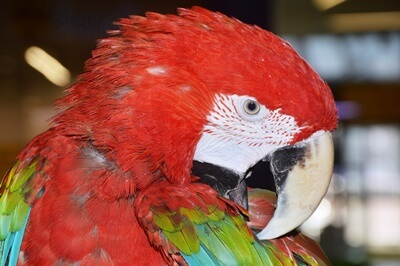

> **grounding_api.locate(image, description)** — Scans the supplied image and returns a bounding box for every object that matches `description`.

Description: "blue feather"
[1,208,30,266]
[1,232,13,266]
[182,244,221,266]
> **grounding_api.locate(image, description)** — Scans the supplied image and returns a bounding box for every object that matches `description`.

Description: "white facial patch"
[193,94,302,174]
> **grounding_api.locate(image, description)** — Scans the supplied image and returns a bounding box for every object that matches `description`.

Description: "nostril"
[245,160,276,193]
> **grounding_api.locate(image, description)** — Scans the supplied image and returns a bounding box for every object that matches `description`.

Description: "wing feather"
[0,157,42,265]
[137,180,330,265]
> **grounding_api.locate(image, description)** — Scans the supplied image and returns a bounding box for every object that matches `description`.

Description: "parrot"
[0,6,337,265]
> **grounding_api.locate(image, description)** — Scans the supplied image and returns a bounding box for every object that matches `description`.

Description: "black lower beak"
[192,161,248,209]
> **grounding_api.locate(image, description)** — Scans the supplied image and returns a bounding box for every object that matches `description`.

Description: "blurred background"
[0,0,399,265]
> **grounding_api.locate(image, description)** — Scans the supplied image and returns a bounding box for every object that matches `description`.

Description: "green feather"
[0,158,38,265]
[153,212,183,232]
[2,192,22,216]
[10,201,30,232]
[247,242,266,266]
[0,159,38,241]
[153,207,202,255]
[0,215,11,240]
[196,223,237,265]
[9,160,36,193]
[254,241,282,266]
[161,218,200,255]
[217,217,253,264]
[261,241,294,265]
[180,208,209,224]
[230,214,254,242]
[180,218,200,253]
[207,207,224,222]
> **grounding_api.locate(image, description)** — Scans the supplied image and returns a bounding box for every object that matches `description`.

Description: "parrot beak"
[257,131,334,240]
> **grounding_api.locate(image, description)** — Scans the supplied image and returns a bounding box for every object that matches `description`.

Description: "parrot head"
[57,7,337,240]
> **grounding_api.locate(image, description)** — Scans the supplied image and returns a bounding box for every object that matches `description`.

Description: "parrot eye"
[243,99,260,115]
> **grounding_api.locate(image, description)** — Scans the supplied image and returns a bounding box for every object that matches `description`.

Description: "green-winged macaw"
[0,6,337,265]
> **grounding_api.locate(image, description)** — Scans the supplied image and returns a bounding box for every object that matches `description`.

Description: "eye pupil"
[244,99,260,115]
[247,101,257,111]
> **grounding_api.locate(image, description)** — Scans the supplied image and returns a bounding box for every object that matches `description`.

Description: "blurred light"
[329,12,400,32]
[345,197,365,247]
[330,173,346,194]
[24,46,71,87]
[313,0,346,11]
[336,101,360,120]
[301,198,332,239]
[284,32,400,82]
[303,35,347,80]
[366,197,400,251]
[365,126,400,194]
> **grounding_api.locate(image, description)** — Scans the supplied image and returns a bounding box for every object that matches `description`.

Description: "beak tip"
[256,216,297,240]
[256,228,278,240]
